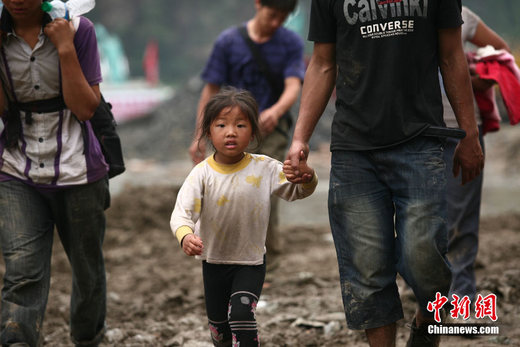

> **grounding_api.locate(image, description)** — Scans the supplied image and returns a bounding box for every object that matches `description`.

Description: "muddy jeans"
[328,137,452,330]
[444,130,485,303]
[0,178,108,347]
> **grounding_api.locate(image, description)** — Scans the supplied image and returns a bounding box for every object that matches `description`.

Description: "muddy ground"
[1,86,520,346]
[33,185,520,347]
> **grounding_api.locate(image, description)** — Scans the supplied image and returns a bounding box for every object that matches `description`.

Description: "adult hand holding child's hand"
[283,150,314,184]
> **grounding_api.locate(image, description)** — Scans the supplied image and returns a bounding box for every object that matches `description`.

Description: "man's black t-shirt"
[309,0,463,150]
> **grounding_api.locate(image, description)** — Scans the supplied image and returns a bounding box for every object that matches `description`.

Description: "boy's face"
[255,1,290,37]
[2,0,43,20]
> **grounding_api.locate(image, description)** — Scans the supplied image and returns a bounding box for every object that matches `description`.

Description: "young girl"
[170,88,317,346]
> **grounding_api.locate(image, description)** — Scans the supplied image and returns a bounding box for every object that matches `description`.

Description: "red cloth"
[474,82,501,134]
[471,52,520,134]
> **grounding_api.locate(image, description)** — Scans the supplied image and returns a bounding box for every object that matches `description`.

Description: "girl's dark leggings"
[202,259,266,347]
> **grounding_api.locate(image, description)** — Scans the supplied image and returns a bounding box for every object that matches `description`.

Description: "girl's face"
[2,0,43,21]
[209,106,253,165]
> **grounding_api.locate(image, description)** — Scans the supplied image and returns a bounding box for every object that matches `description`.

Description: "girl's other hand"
[182,233,204,256]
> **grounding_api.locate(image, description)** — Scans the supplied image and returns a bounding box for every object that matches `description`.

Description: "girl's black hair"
[198,87,261,150]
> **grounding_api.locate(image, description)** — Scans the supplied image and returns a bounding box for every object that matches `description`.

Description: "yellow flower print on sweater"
[246,175,262,188]
[217,195,229,206]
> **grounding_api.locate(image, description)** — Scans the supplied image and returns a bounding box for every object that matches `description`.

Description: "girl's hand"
[283,150,315,184]
[43,18,75,55]
[182,233,204,256]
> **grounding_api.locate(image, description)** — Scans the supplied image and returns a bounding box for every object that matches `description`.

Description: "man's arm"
[45,19,100,121]
[189,82,220,164]
[259,76,301,134]
[471,20,511,52]
[438,27,484,185]
[287,42,336,177]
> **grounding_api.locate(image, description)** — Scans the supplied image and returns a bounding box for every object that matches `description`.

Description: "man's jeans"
[328,137,452,330]
[444,131,485,303]
[0,178,108,346]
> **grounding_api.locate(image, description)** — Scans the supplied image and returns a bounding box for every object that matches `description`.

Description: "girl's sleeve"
[170,165,205,245]
[270,160,318,201]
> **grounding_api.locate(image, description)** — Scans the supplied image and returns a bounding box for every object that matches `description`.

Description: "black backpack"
[89,95,126,178]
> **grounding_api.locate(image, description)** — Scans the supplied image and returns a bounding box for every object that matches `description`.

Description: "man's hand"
[258,108,280,135]
[286,140,310,178]
[181,233,203,256]
[471,75,495,92]
[283,150,314,184]
[43,18,75,54]
[189,140,206,165]
[453,134,485,185]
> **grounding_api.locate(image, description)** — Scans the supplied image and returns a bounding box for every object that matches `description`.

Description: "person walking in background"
[188,0,305,265]
[286,0,484,346]
[0,1,108,345]
[443,5,511,310]
[172,88,317,346]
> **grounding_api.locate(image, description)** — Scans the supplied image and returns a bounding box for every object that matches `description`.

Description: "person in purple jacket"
[0,1,108,345]
[189,0,305,266]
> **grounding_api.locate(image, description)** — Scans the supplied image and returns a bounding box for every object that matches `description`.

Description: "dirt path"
[33,191,520,346]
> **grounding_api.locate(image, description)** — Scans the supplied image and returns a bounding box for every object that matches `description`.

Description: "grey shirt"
[0,16,107,186]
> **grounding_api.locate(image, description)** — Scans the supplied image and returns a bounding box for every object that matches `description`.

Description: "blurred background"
[88,0,519,85]
[89,0,307,86]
